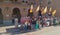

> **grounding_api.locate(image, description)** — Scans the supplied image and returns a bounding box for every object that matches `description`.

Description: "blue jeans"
[24,25,27,31]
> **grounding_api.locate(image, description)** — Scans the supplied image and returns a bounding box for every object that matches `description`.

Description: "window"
[10,0,18,2]
[0,8,2,14]
[5,0,9,1]
[15,0,18,2]
[47,0,52,4]
[10,0,13,1]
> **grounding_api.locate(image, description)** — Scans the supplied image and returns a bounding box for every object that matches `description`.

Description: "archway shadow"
[12,8,21,25]
[0,8,3,26]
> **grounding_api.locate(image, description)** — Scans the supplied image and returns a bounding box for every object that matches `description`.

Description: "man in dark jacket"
[27,9,34,18]
[38,10,42,17]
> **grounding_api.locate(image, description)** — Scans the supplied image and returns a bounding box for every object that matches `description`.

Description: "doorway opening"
[12,8,21,24]
[0,8,3,24]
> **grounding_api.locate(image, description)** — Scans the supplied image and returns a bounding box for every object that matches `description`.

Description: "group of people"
[19,10,56,32]
[14,8,58,32]
[20,16,42,32]
[20,16,57,32]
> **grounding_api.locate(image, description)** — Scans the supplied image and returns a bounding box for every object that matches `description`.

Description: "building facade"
[0,0,60,25]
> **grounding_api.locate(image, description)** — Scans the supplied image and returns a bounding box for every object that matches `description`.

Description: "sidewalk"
[0,25,15,33]
[0,25,60,35]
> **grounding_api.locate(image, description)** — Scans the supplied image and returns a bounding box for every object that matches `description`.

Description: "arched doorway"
[12,8,21,24]
[0,8,3,24]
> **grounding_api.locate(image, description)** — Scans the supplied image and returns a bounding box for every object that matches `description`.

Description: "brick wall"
[0,0,60,20]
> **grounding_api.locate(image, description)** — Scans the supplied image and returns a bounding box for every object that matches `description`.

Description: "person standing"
[38,10,42,17]
[36,19,39,30]
[31,17,36,30]
[38,17,42,29]
[24,20,28,32]
[15,18,18,28]
[27,9,34,18]
[27,20,31,31]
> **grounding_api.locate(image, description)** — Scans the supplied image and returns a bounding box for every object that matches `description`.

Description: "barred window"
[0,8,2,14]
[10,0,18,2]
[47,0,52,4]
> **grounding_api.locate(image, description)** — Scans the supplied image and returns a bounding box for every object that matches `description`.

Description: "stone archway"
[12,8,21,24]
[0,8,3,24]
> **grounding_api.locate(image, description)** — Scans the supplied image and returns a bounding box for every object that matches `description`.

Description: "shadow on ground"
[6,27,36,34]
[0,27,37,35]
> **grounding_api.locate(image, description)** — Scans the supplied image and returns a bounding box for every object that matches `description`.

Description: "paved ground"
[0,25,60,35]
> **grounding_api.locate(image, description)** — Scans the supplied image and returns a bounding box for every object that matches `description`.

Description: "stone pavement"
[0,25,60,35]
[0,25,16,33]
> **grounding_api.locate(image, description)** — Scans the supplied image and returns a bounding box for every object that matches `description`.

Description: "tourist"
[27,9,34,18]
[41,16,45,27]
[36,19,39,30]
[38,17,42,29]
[24,20,28,32]
[38,10,42,17]
[27,20,31,30]
[31,17,36,30]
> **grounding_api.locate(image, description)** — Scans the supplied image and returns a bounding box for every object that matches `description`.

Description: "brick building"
[0,0,60,25]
